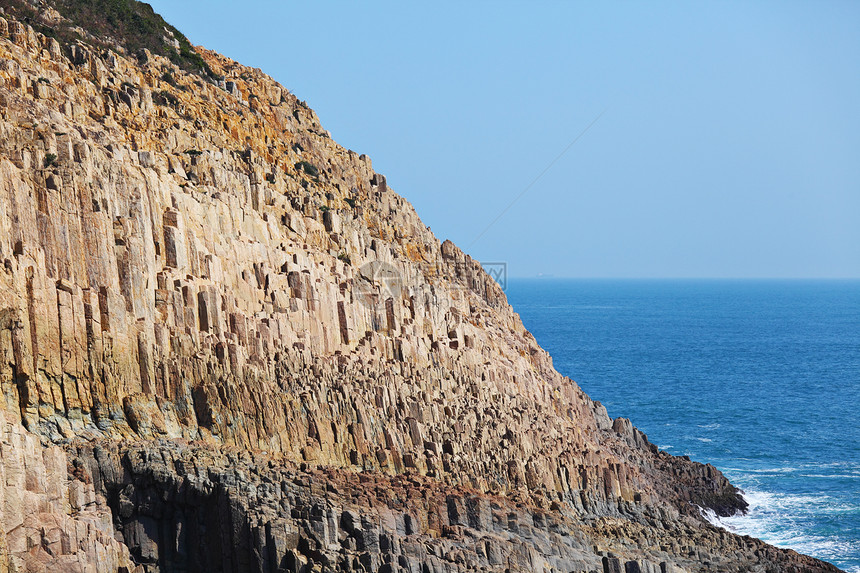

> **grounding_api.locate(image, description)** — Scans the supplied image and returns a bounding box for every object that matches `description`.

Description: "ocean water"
[505,279,860,571]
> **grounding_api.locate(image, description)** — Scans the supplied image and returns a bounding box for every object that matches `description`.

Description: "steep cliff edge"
[0,3,842,572]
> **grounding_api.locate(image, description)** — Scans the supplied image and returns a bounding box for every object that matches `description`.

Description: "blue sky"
[148,1,860,278]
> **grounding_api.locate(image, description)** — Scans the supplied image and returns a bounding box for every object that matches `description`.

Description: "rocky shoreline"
[0,2,843,571]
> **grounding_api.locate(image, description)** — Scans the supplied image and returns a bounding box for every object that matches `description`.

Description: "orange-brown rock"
[0,4,843,572]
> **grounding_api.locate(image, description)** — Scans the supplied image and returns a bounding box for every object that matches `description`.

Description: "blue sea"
[505,279,860,572]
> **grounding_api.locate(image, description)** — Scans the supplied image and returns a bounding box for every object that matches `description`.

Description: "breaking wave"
[702,488,860,570]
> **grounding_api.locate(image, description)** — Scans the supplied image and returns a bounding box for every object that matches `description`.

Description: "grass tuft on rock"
[1,0,216,79]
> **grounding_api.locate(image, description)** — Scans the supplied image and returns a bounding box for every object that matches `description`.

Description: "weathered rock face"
[0,5,843,572]
[60,439,838,573]
[0,408,133,573]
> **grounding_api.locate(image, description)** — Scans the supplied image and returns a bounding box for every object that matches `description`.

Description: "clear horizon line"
[504,276,860,281]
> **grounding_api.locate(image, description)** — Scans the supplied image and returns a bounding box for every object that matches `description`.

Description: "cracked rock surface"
[0,4,842,572]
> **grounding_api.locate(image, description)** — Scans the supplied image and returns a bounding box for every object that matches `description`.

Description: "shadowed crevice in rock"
[66,440,838,573]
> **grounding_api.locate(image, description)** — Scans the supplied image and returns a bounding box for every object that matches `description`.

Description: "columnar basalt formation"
[0,4,843,572]
[0,408,133,572]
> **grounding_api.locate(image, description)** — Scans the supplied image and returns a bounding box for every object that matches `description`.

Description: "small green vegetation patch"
[295,160,320,178]
[153,90,179,107]
[3,0,215,79]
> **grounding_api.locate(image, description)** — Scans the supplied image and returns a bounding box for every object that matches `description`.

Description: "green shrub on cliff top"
[2,0,215,79]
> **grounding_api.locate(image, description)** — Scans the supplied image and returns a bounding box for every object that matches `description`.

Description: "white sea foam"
[726,466,798,475]
[807,461,860,470]
[704,488,860,567]
[697,423,721,430]
[698,506,727,528]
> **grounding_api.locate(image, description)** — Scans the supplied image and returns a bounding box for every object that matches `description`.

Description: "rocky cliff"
[0,2,843,572]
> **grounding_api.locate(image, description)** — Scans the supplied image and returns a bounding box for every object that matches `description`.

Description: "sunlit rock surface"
[0,6,841,572]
